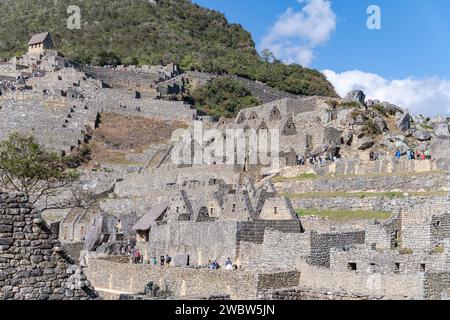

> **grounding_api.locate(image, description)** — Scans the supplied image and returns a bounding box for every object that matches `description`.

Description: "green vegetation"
[362,118,383,136]
[339,101,361,109]
[324,99,339,109]
[295,209,392,221]
[191,78,260,118]
[0,133,78,207]
[420,124,434,130]
[431,246,445,254]
[64,144,92,168]
[273,171,446,183]
[273,173,318,183]
[283,191,447,200]
[0,0,337,98]
[399,248,414,255]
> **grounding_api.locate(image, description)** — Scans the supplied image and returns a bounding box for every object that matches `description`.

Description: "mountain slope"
[0,0,337,97]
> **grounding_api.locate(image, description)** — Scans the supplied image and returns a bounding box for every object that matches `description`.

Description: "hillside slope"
[0,0,337,97]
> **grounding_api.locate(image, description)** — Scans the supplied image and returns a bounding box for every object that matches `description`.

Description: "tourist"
[369,151,374,161]
[133,249,141,264]
[165,254,172,266]
[425,148,431,160]
[160,255,165,266]
[395,150,401,159]
[130,247,136,263]
[225,258,233,271]
[152,256,157,266]
[415,150,421,160]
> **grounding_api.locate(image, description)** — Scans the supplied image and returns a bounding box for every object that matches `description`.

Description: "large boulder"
[366,99,380,107]
[396,112,411,131]
[323,127,342,146]
[434,123,450,137]
[431,137,450,159]
[342,130,353,146]
[413,130,432,141]
[344,90,366,105]
[382,102,404,115]
[357,136,375,150]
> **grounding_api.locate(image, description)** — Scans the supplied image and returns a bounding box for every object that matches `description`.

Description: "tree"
[0,133,89,213]
[261,49,276,63]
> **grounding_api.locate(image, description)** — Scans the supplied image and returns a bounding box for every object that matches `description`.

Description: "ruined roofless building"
[28,32,54,55]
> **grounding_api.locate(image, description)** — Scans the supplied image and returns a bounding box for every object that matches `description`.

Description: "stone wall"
[143,220,304,269]
[401,197,450,252]
[277,172,448,194]
[291,195,446,213]
[423,273,450,300]
[330,245,449,274]
[308,231,366,267]
[242,229,310,271]
[260,286,379,300]
[0,192,98,300]
[313,159,441,176]
[145,221,239,266]
[86,258,300,300]
[296,262,424,299]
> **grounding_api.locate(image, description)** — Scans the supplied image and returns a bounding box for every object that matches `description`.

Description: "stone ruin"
[0,192,99,300]
[1,35,450,300]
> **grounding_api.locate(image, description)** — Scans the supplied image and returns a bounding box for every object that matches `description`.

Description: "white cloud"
[323,69,450,116]
[260,0,336,66]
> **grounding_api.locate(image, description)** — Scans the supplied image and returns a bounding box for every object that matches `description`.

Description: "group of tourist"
[129,247,143,264]
[296,153,336,166]
[395,149,432,160]
[128,247,175,267]
[207,258,236,271]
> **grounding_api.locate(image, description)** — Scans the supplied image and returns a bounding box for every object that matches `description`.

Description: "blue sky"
[193,0,450,116]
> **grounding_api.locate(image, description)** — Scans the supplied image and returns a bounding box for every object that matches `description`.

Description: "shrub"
[191,77,260,118]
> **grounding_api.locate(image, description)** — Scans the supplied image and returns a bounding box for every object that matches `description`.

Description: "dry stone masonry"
[0,193,99,300]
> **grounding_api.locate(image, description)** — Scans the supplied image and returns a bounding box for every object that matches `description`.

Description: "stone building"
[28,32,54,55]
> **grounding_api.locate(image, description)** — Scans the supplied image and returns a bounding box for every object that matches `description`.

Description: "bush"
[362,119,383,136]
[191,77,260,118]
[64,145,92,168]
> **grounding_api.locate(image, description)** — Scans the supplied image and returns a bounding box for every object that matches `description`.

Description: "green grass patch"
[283,191,448,200]
[295,209,392,221]
[431,246,445,254]
[273,173,318,182]
[420,124,434,130]
[399,248,414,255]
[273,171,445,183]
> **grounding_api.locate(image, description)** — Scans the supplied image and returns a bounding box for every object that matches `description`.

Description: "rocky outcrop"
[396,112,411,131]
[413,130,432,141]
[434,124,450,137]
[357,136,375,150]
[0,192,99,300]
[344,90,366,105]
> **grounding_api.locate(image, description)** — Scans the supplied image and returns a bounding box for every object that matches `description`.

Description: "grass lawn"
[296,209,392,221]
[273,171,445,183]
[283,191,448,200]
